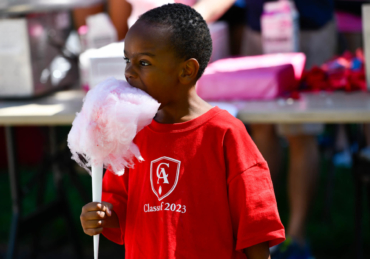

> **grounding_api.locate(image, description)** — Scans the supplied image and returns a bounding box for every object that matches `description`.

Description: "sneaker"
[270,237,315,259]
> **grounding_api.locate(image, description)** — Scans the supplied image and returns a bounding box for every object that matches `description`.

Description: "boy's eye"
[123,57,130,64]
[140,60,150,66]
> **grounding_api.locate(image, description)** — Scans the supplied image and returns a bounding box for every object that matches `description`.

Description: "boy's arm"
[243,242,271,259]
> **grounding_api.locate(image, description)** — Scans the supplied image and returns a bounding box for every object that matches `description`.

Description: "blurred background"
[0,0,370,258]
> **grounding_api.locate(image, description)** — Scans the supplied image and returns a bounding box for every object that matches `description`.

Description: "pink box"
[197,53,306,100]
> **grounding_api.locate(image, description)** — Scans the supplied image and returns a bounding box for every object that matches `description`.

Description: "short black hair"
[138,3,213,80]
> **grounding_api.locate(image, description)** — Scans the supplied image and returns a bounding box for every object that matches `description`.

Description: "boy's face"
[124,21,183,107]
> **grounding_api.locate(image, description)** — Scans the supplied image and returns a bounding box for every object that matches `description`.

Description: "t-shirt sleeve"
[224,121,285,250]
[101,168,129,245]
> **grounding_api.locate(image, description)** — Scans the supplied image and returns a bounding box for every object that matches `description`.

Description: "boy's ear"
[179,58,199,84]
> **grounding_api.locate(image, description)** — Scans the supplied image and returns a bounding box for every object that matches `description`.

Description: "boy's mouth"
[126,77,145,92]
[126,77,136,88]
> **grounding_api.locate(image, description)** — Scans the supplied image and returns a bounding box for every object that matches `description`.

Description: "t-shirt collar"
[148,106,223,133]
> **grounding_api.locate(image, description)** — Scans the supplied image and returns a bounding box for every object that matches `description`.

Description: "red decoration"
[301,49,367,93]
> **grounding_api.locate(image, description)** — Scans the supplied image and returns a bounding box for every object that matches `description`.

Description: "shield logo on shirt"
[150,156,181,201]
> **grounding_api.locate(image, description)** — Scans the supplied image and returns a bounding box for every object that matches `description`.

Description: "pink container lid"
[196,53,306,101]
[203,52,306,81]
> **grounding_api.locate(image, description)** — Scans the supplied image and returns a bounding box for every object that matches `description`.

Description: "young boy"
[80,4,285,258]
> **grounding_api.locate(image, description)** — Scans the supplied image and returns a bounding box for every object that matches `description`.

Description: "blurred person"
[73,0,237,41]
[241,0,337,258]
[333,1,365,167]
[73,0,132,41]
[217,0,248,56]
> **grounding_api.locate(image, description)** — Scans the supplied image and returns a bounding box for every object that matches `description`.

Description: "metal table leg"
[5,126,84,259]
[49,126,84,259]
[5,126,21,259]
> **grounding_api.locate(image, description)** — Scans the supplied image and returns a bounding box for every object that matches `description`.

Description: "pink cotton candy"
[68,77,160,175]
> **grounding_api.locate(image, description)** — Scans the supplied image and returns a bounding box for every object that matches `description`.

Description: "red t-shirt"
[102,106,285,258]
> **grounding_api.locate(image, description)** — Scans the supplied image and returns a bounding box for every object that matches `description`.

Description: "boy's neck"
[154,87,213,124]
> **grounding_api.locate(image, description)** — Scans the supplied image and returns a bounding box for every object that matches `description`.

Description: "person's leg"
[285,134,320,245]
[251,124,320,243]
[279,19,337,244]
[241,29,282,180]
[359,124,370,160]
[364,124,370,145]
[249,124,282,182]
[333,124,353,167]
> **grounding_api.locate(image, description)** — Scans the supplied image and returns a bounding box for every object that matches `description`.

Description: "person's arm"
[244,242,271,259]
[72,3,105,29]
[108,0,132,40]
[192,0,236,23]
[73,0,131,40]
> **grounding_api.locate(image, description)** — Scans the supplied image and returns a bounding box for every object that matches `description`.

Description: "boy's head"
[124,4,212,106]
[137,3,212,79]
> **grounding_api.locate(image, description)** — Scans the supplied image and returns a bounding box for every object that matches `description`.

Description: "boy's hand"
[80,202,119,236]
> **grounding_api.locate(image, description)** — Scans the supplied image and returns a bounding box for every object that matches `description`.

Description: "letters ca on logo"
[150,156,181,201]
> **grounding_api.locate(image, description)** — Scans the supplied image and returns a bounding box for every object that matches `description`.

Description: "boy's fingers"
[82,202,102,214]
[83,219,104,229]
[81,211,106,221]
[84,227,103,236]
[101,202,113,216]
[82,202,112,214]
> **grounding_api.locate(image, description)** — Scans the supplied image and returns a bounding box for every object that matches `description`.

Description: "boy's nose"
[125,64,137,80]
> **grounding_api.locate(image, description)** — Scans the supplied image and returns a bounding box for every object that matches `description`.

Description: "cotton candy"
[68,77,160,175]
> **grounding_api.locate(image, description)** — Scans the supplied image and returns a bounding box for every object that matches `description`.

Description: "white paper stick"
[92,164,103,259]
